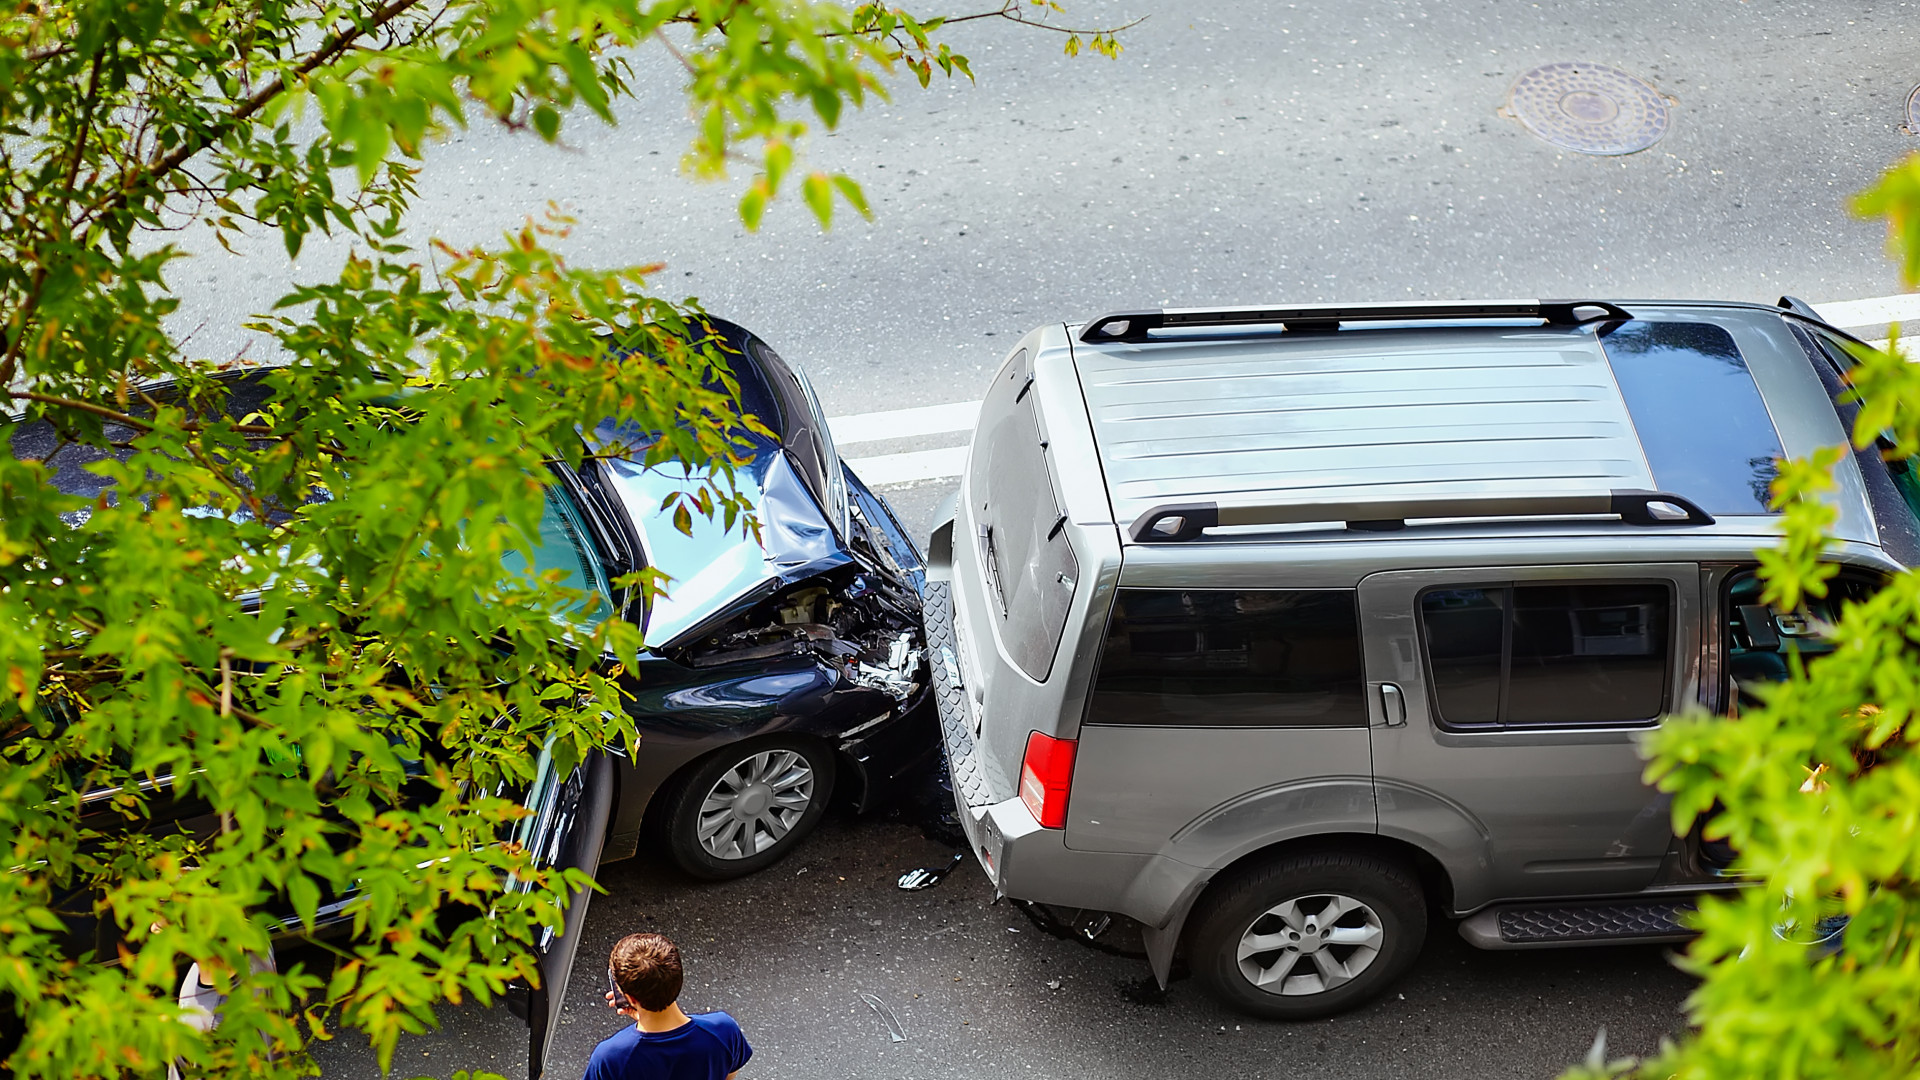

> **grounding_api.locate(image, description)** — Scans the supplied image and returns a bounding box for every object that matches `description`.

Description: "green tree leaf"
[832,174,873,220]
[532,105,561,142]
[1564,149,1920,1080]
[802,172,834,228]
[0,3,1132,1077]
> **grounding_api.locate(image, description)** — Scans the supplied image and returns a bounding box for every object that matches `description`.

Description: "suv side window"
[1087,589,1365,727]
[1420,582,1672,729]
[1724,565,1877,710]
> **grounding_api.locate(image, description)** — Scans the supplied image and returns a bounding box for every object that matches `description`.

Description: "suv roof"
[1065,299,1870,546]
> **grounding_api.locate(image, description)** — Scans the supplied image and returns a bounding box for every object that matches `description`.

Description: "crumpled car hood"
[594,436,851,649]
[586,316,922,652]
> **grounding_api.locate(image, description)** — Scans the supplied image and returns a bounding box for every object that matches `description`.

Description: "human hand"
[604,990,637,1019]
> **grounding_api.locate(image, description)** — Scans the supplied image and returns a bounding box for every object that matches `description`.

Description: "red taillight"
[1019,731,1077,829]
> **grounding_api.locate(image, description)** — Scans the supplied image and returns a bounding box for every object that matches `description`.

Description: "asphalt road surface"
[155,0,1920,1075]
[307,801,1695,1080]
[168,0,1920,533]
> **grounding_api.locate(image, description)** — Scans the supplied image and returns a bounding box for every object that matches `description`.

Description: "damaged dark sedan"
[585,318,936,879]
[8,317,934,1077]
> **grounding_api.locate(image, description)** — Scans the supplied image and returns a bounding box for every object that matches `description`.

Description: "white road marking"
[844,445,969,485]
[1813,293,1920,329]
[831,292,1920,485]
[829,400,980,446]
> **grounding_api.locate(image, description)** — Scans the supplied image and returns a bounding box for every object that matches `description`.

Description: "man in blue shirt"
[586,933,752,1080]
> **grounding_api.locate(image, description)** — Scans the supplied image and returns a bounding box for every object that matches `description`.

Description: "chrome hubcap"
[696,750,814,860]
[1236,893,1384,996]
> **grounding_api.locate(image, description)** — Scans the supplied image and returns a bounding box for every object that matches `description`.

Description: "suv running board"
[1458,900,1697,951]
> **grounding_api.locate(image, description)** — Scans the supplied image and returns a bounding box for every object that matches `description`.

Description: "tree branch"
[5,0,431,386]
[0,48,106,390]
[652,28,699,76]
[79,0,432,229]
[9,391,278,437]
[933,2,1147,36]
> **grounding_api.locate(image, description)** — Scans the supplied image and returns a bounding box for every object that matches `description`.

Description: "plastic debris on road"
[858,992,906,1042]
[896,851,964,891]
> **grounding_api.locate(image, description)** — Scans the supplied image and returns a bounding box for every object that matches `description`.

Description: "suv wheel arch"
[1148,834,1455,988]
[1185,847,1428,1019]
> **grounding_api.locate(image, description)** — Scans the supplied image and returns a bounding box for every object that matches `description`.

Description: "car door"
[509,750,615,1079]
[1065,586,1377,860]
[1358,564,1699,911]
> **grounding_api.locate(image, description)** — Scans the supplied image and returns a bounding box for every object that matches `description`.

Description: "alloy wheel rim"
[1235,892,1385,996]
[695,749,815,860]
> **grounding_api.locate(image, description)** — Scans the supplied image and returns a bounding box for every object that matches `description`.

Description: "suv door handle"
[1378,682,1407,727]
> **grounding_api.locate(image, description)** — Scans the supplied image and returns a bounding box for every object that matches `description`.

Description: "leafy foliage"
[1563,153,1920,1079]
[0,1,1124,1077]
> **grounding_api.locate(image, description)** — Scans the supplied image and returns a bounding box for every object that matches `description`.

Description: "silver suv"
[923,299,1916,1019]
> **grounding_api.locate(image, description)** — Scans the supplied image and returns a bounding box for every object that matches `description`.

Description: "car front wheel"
[1188,850,1426,1020]
[662,738,836,880]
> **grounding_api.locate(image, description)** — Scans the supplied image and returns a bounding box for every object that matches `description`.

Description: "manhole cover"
[1906,84,1920,135]
[1506,62,1670,155]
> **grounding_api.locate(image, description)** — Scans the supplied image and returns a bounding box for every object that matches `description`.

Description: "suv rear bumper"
[924,579,1204,929]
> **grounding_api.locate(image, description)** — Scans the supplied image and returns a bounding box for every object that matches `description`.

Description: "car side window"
[1420,582,1672,730]
[1087,588,1366,727]
[1724,566,1876,710]
[500,486,615,628]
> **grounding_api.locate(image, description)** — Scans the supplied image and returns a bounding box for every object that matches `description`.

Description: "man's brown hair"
[610,932,684,1012]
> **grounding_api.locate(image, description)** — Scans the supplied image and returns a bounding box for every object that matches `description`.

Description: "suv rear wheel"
[661,737,836,880]
[1188,850,1426,1020]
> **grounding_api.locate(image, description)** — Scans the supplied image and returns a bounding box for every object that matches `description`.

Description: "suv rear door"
[1358,565,1698,909]
[1065,586,1376,856]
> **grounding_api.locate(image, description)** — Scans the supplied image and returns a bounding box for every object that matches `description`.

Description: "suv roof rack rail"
[1128,489,1714,542]
[1777,295,1824,321]
[1079,299,1633,344]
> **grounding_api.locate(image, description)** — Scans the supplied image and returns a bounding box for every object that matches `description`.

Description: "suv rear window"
[1420,582,1672,729]
[1087,589,1365,727]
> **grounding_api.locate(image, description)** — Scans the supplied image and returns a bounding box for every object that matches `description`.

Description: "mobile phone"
[607,968,629,1009]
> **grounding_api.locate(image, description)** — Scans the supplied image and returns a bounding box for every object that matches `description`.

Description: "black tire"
[661,737,836,880]
[1187,850,1427,1020]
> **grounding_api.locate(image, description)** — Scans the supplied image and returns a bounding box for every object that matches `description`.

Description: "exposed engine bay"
[673,567,927,702]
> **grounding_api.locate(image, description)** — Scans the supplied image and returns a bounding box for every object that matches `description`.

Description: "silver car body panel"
[1073,305,1874,549]
[1081,326,1658,527]
[925,301,1906,985]
[1066,726,1374,856]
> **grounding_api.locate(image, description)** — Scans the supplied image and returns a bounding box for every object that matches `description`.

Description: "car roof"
[8,368,279,504]
[1063,300,1882,549]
